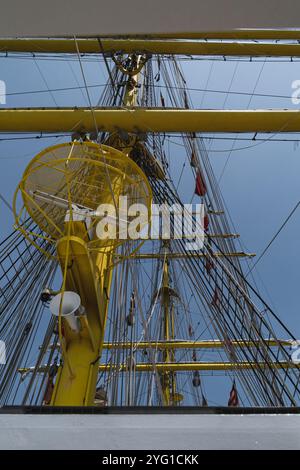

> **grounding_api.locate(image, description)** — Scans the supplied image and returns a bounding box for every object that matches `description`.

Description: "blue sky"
[1,53,300,405]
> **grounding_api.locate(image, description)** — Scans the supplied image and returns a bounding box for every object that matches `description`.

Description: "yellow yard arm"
[102,339,291,350]
[2,108,300,133]
[98,361,299,372]
[1,37,300,56]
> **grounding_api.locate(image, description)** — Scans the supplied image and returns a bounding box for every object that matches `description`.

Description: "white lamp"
[50,291,83,333]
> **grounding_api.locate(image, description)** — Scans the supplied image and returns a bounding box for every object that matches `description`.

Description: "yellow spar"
[1,37,300,56]
[98,362,300,372]
[101,339,291,350]
[2,108,300,134]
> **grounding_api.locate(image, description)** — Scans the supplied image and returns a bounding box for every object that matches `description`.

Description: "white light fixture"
[50,291,84,333]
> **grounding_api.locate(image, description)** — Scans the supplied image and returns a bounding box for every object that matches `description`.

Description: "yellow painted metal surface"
[3,108,300,134]
[51,236,112,405]
[98,361,299,372]
[1,38,300,56]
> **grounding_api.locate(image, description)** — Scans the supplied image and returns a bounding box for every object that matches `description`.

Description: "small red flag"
[204,214,209,231]
[228,381,239,407]
[195,170,207,197]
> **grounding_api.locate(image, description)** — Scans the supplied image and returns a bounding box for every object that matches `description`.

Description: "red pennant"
[195,170,207,197]
[204,214,209,231]
[228,381,239,407]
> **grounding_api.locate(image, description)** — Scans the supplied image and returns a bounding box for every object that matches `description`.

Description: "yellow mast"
[16,53,150,407]
[14,139,151,407]
[50,53,149,406]
[45,150,145,405]
[51,219,117,405]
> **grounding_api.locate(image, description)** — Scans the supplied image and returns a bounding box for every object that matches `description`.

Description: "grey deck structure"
[0,407,299,450]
